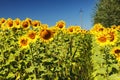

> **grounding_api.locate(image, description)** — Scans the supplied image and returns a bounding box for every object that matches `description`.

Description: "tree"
[93,0,120,27]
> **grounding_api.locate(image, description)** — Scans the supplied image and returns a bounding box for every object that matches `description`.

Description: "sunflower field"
[0,18,120,80]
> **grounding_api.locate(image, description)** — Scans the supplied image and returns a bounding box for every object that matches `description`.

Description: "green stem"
[30,45,37,79]
[104,46,109,80]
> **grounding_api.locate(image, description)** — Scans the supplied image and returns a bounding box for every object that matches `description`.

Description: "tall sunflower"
[21,19,31,30]
[0,18,6,24]
[27,30,37,43]
[13,18,21,28]
[18,36,30,49]
[5,18,14,29]
[107,29,118,45]
[39,28,54,43]
[116,25,120,31]
[79,29,88,34]
[66,26,76,34]
[110,47,120,61]
[40,24,49,30]
[31,20,41,29]
[55,20,66,30]
[25,18,32,25]
[0,18,6,30]
[111,25,117,30]
[95,32,109,46]
[90,23,105,34]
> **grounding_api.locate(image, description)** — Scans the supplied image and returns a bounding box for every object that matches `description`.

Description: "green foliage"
[93,0,120,27]
[0,29,92,80]
[91,33,120,80]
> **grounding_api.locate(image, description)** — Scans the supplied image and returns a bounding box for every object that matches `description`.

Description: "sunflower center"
[22,21,28,28]
[28,33,36,39]
[41,30,52,40]
[20,39,28,46]
[33,22,38,27]
[109,35,114,42]
[8,21,13,27]
[1,19,5,23]
[108,32,115,42]
[69,28,73,32]
[99,28,104,31]
[98,36,107,43]
[59,24,64,28]
[16,21,19,25]
[115,49,120,54]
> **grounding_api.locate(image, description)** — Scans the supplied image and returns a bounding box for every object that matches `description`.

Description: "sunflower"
[0,18,6,30]
[80,29,88,34]
[13,18,21,28]
[27,30,37,42]
[95,33,109,46]
[21,20,31,29]
[25,18,32,25]
[18,36,30,49]
[116,25,120,31]
[90,23,105,34]
[107,29,118,45]
[31,20,41,28]
[55,20,66,29]
[0,18,6,24]
[110,47,120,61]
[66,26,76,34]
[39,28,54,43]
[49,26,58,35]
[74,25,81,33]
[5,18,14,29]
[111,25,117,30]
[40,24,49,30]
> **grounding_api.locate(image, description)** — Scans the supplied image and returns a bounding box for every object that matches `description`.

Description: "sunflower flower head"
[111,25,117,30]
[21,19,31,30]
[5,18,14,29]
[66,26,76,34]
[116,25,120,31]
[56,20,66,30]
[31,20,41,29]
[40,24,48,29]
[80,29,88,34]
[49,26,58,35]
[39,28,54,43]
[0,18,6,24]
[18,36,30,49]
[0,18,6,30]
[13,18,21,28]
[107,29,118,45]
[110,47,120,61]
[90,23,105,34]
[25,18,32,25]
[27,30,37,43]
[95,32,109,46]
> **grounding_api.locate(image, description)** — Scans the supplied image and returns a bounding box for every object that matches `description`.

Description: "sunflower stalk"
[29,44,37,79]
[104,46,109,79]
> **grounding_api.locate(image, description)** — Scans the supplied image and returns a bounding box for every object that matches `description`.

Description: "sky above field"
[0,0,98,30]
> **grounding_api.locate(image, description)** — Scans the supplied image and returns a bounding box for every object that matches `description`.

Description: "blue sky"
[0,0,97,30]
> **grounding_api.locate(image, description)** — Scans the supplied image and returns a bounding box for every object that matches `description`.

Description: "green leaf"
[94,75,106,80]
[6,54,15,65]
[108,74,120,80]
[110,64,119,70]
[92,68,106,77]
[6,72,15,79]
[42,58,53,63]
[25,66,35,73]
[38,64,46,72]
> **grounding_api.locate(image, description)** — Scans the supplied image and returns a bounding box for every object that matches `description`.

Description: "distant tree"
[93,0,120,27]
